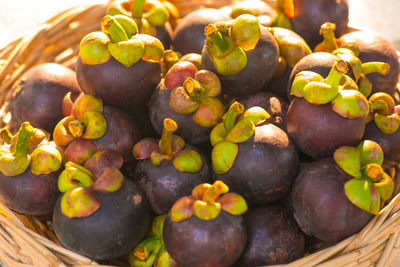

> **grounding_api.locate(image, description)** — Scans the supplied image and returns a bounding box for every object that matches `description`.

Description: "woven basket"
[0,1,399,266]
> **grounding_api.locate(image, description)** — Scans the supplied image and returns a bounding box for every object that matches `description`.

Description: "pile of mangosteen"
[2,0,400,266]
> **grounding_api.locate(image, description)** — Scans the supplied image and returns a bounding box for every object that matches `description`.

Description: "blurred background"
[0,0,399,48]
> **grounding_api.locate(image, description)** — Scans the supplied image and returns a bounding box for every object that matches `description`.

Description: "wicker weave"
[0,1,399,266]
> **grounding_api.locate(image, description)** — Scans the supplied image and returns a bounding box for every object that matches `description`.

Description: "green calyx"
[368,93,400,134]
[319,22,338,53]
[53,94,107,148]
[334,140,393,215]
[0,122,61,177]
[272,0,294,30]
[129,215,179,267]
[168,69,225,128]
[170,180,247,222]
[59,150,124,218]
[291,60,370,119]
[80,14,164,67]
[204,15,261,76]
[210,102,269,174]
[132,118,203,173]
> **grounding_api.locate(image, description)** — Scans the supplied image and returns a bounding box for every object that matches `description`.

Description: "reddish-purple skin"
[286,97,365,159]
[287,52,339,100]
[148,81,212,145]
[76,56,161,109]
[163,210,247,267]
[201,26,279,97]
[291,158,373,242]
[238,92,289,131]
[236,204,305,266]
[214,123,299,206]
[0,167,60,216]
[339,30,400,95]
[363,122,400,169]
[134,145,211,214]
[53,179,150,260]
[154,23,173,49]
[9,63,81,133]
[172,8,231,55]
[291,0,349,48]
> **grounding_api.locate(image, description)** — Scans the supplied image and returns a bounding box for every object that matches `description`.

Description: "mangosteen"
[172,8,231,55]
[236,204,305,266]
[163,180,248,267]
[129,215,179,266]
[133,118,211,214]
[273,0,349,48]
[76,14,164,109]
[149,61,225,145]
[237,91,289,130]
[263,27,311,100]
[286,60,369,158]
[363,93,400,169]
[201,14,279,97]
[9,63,81,133]
[0,122,62,215]
[53,93,141,172]
[292,140,394,242]
[339,30,400,95]
[211,102,298,205]
[106,0,175,48]
[53,150,150,260]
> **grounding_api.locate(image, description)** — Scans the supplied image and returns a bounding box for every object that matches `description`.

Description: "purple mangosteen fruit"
[201,14,279,97]
[211,102,298,205]
[163,180,248,267]
[292,140,394,242]
[286,60,369,158]
[9,63,81,133]
[76,14,164,109]
[0,122,62,215]
[133,118,211,214]
[53,150,150,259]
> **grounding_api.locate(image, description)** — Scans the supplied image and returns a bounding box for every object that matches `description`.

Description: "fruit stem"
[223,102,244,133]
[132,0,145,19]
[320,22,338,53]
[101,15,129,43]
[0,127,13,144]
[202,180,229,203]
[133,236,162,263]
[205,25,231,54]
[160,118,178,154]
[13,122,35,157]
[183,77,207,101]
[364,163,383,182]
[68,119,86,138]
[370,100,390,115]
[362,62,390,76]
[325,60,348,90]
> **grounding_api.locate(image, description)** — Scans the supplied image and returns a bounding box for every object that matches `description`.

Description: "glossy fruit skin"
[287,52,338,99]
[76,56,161,109]
[236,204,305,266]
[363,122,400,169]
[53,179,150,260]
[172,8,231,55]
[292,158,373,242]
[286,97,365,159]
[163,210,247,267]
[201,26,279,97]
[0,167,60,216]
[340,30,399,95]
[238,92,289,131]
[134,145,211,214]
[291,0,349,48]
[9,63,81,133]
[148,81,212,145]
[94,105,142,171]
[214,123,298,206]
